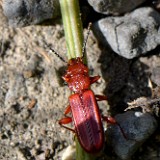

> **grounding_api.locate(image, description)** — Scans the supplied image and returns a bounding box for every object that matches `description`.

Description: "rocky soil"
[0,1,160,160]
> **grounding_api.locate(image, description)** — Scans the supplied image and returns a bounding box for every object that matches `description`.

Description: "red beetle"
[59,57,117,153]
[55,23,121,153]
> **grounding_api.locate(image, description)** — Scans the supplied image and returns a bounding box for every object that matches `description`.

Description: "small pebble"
[93,7,160,59]
[106,111,158,160]
[2,0,60,27]
[88,0,146,15]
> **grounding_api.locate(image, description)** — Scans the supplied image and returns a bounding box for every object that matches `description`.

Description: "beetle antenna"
[82,22,92,58]
[48,45,67,64]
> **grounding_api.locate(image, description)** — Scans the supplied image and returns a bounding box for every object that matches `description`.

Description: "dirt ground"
[0,4,160,160]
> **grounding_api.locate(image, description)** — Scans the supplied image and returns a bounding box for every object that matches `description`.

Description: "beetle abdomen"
[69,90,104,153]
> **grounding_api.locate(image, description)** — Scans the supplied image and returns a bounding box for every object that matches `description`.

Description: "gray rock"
[93,7,160,59]
[106,111,158,160]
[2,0,60,27]
[151,66,160,86]
[87,0,146,15]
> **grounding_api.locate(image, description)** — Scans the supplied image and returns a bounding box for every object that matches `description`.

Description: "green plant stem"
[59,0,83,59]
[59,0,96,160]
[76,138,96,160]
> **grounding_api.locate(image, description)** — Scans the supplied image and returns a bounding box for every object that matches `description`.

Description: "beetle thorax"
[63,58,90,93]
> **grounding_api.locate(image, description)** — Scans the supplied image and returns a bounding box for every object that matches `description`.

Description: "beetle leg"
[102,116,127,139]
[95,95,107,101]
[59,117,75,132]
[102,116,116,124]
[90,76,100,84]
[59,116,72,124]
[64,105,71,115]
